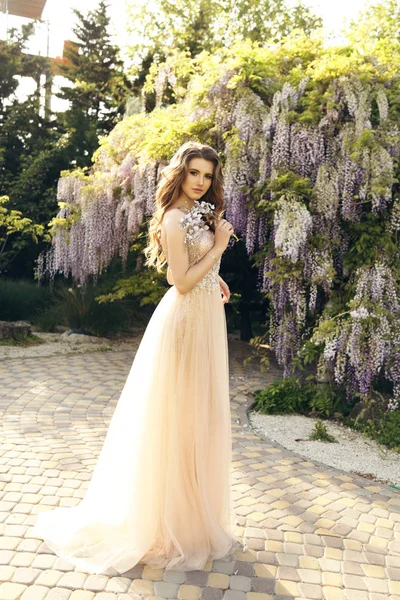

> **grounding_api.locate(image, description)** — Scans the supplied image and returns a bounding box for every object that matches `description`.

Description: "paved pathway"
[0,336,399,600]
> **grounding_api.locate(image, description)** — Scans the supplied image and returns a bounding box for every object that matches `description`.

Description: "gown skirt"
[31,279,240,575]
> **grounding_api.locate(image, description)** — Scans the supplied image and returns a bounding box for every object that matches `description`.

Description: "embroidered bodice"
[163,206,221,295]
[185,227,222,294]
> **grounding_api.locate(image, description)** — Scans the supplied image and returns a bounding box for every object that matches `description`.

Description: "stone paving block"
[324,548,343,560]
[229,576,251,592]
[163,570,187,584]
[343,561,364,575]
[274,580,299,597]
[185,571,209,586]
[249,578,274,595]
[208,574,230,589]
[11,567,41,585]
[322,572,342,587]
[44,588,72,600]
[0,567,15,583]
[178,584,201,599]
[221,591,246,600]
[298,582,323,599]
[142,567,163,581]
[342,574,368,590]
[275,554,299,568]
[69,592,95,600]
[318,558,341,572]
[0,539,20,551]
[297,568,321,584]
[58,572,88,590]
[365,577,389,593]
[343,592,369,600]
[322,586,346,600]
[17,539,42,553]
[10,552,37,567]
[389,581,400,595]
[35,570,64,587]
[31,554,57,570]
[199,587,224,600]
[298,556,319,570]
[104,577,131,592]
[53,558,76,572]
[20,585,50,600]
[0,582,28,600]
[153,581,178,598]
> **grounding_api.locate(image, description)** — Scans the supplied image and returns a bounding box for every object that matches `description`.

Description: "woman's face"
[180,157,214,200]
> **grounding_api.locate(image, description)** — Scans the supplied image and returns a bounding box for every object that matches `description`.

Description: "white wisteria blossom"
[274,195,313,263]
[178,200,215,245]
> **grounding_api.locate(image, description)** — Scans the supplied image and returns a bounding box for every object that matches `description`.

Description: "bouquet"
[178,200,239,245]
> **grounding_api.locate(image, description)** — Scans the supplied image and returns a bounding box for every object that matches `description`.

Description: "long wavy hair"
[143,141,225,273]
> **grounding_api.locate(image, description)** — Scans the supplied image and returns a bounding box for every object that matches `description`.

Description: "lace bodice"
[185,227,222,294]
[162,206,222,295]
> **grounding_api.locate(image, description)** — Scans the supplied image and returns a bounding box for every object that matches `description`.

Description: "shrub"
[0,279,53,321]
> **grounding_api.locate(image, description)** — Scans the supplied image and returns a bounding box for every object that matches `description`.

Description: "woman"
[31,140,240,575]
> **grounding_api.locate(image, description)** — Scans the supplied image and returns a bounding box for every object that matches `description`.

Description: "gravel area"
[248,410,400,489]
[0,331,142,359]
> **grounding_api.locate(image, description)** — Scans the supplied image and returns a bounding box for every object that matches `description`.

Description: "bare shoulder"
[162,207,186,230]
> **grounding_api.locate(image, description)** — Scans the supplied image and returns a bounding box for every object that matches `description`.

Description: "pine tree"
[56,1,132,165]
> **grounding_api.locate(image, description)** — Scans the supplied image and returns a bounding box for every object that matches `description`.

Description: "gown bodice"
[162,207,222,295]
[186,227,222,294]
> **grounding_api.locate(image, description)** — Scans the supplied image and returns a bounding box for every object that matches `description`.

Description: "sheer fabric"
[31,209,240,574]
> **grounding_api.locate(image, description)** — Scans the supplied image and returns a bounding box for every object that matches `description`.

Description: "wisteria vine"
[37,69,400,409]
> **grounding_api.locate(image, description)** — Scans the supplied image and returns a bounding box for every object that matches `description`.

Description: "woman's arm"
[164,209,224,295]
[167,265,174,285]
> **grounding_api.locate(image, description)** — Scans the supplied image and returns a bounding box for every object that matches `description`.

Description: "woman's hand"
[214,218,235,252]
[219,277,230,304]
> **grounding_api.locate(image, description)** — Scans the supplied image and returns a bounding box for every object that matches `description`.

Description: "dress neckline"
[174,201,198,215]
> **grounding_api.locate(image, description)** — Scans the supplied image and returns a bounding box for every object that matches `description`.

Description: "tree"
[55,0,133,166]
[0,23,50,192]
[0,196,50,274]
[124,0,322,110]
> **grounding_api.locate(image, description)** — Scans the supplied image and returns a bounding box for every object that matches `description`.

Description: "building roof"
[1,0,47,19]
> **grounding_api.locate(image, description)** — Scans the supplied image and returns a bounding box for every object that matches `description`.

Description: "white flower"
[178,200,215,245]
[274,195,312,263]
[350,306,370,319]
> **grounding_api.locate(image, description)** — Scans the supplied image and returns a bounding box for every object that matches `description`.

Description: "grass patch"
[0,333,46,347]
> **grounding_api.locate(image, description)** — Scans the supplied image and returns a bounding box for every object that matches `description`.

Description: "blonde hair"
[143,141,225,273]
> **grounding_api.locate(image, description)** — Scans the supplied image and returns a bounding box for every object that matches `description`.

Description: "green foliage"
[345,408,400,452]
[344,212,397,272]
[0,196,50,274]
[253,376,312,415]
[309,419,337,443]
[0,332,45,347]
[125,0,322,84]
[35,283,136,337]
[56,1,131,143]
[0,278,54,321]
[307,380,350,418]
[254,375,350,418]
[253,376,399,451]
[95,269,169,306]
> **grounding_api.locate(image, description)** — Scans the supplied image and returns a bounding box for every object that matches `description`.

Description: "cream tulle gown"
[31,209,240,575]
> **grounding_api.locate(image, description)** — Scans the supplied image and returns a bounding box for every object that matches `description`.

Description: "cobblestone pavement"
[0,335,400,600]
